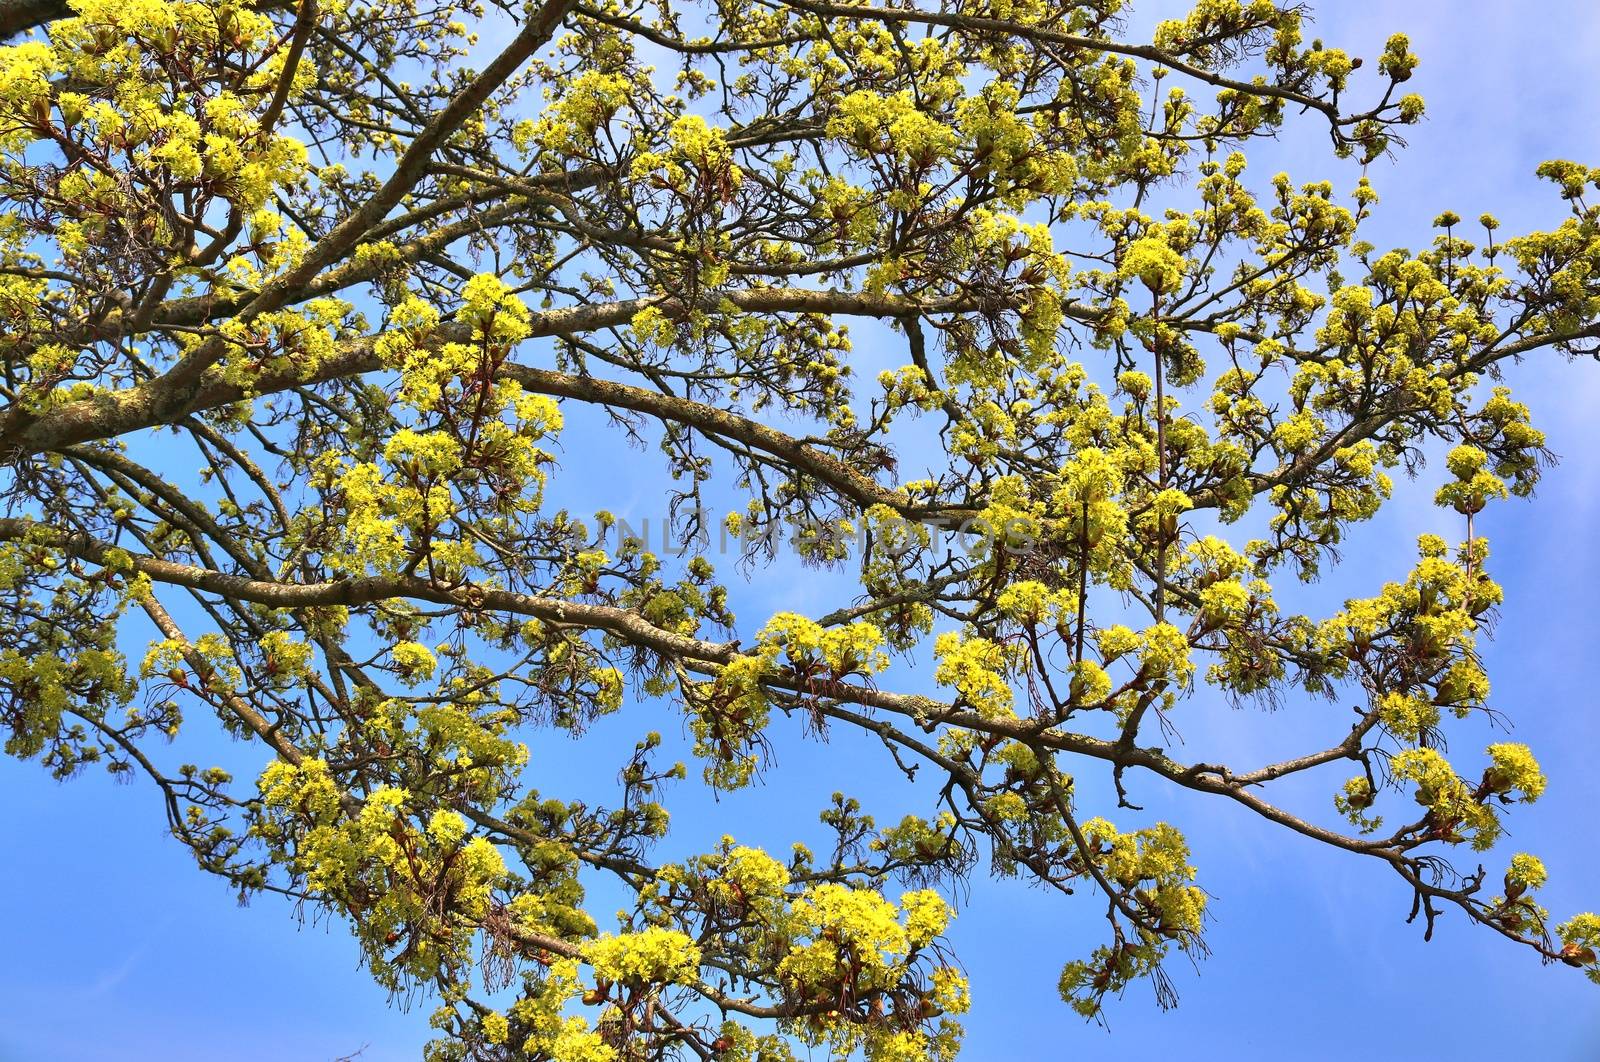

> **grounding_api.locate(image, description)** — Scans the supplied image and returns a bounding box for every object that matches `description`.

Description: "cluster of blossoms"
[1,0,1598,1056]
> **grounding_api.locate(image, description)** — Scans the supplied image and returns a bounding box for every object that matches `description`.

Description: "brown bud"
[1560,943,1597,967]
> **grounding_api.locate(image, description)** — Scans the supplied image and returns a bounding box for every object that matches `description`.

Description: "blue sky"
[4,1,1600,1059]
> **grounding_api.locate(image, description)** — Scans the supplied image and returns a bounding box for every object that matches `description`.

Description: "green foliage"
[1,0,1597,1056]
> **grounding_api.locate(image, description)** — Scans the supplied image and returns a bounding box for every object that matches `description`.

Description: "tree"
[1,0,1598,1055]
